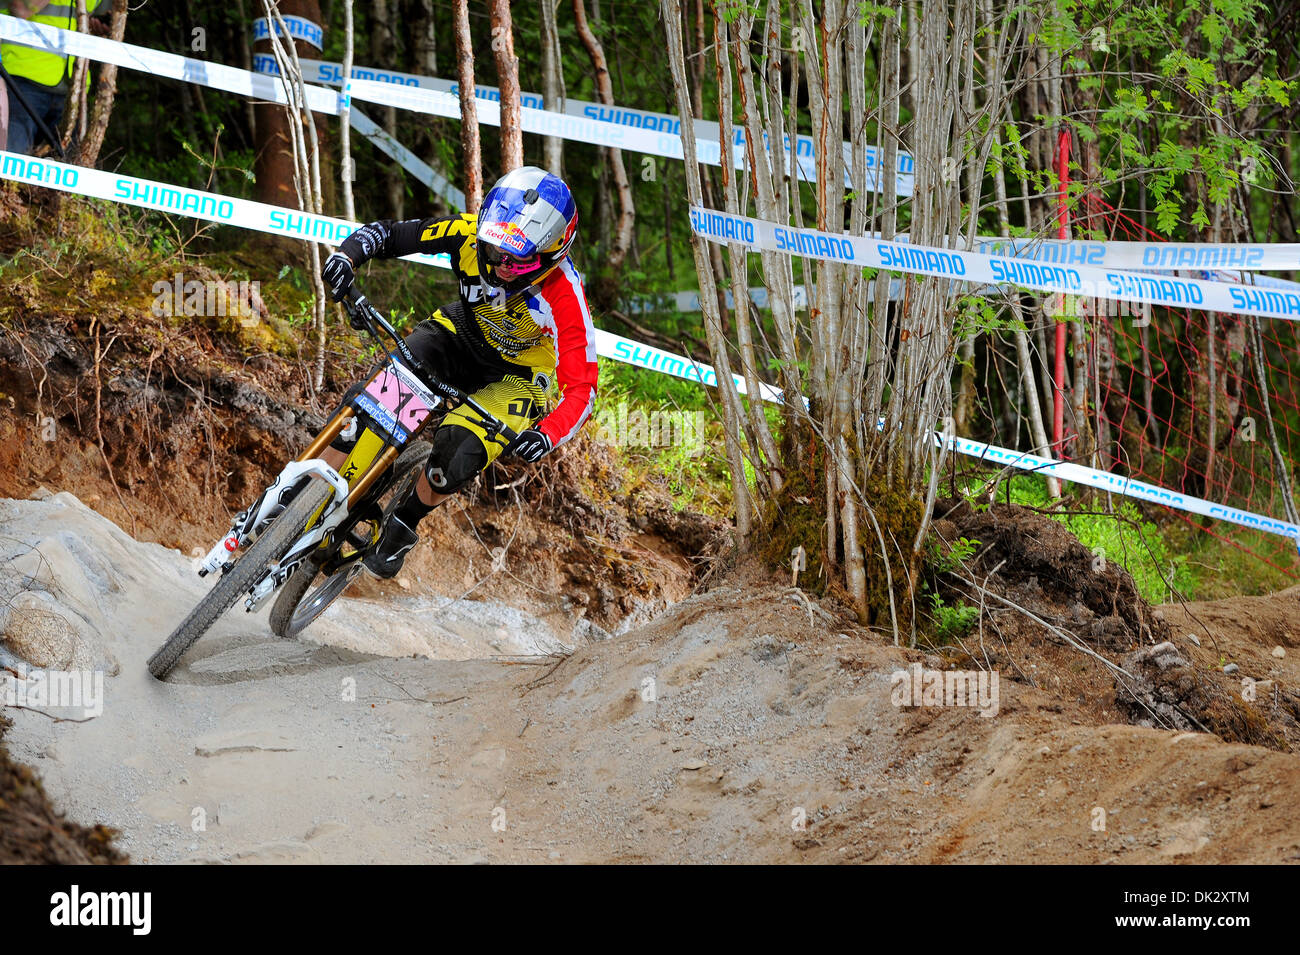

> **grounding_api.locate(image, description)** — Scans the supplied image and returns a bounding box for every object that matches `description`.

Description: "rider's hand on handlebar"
[323,252,356,303]
[507,428,553,463]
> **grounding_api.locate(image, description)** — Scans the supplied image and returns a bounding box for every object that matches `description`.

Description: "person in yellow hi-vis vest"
[1,0,109,155]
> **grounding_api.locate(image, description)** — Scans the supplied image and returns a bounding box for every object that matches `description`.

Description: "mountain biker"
[320,166,598,579]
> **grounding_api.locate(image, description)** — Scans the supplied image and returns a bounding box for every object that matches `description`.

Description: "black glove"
[507,428,553,463]
[343,221,392,260]
[323,252,356,303]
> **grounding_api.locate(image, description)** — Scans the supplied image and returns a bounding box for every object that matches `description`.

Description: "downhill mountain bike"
[147,287,519,679]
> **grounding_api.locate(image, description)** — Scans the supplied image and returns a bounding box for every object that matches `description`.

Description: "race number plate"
[353,357,438,444]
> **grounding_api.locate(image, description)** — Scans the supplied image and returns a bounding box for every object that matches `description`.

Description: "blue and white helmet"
[476,166,578,293]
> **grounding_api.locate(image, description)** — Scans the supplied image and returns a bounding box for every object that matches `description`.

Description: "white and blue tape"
[251,15,323,51]
[250,52,916,196]
[0,150,450,269]
[688,207,1300,322]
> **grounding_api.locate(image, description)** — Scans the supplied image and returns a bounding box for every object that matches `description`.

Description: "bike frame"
[192,287,520,613]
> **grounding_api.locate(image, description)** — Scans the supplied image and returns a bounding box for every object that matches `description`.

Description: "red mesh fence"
[1059,194,1300,576]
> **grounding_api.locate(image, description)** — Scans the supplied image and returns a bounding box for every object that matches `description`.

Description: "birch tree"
[338,0,356,222]
[252,0,324,208]
[663,0,1041,636]
[78,0,129,167]
[574,0,635,284]
[262,0,330,394]
[59,0,90,148]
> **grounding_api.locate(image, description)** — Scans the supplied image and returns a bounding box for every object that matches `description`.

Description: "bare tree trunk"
[339,0,356,222]
[453,0,483,211]
[254,0,325,209]
[661,0,753,544]
[866,4,899,420]
[77,0,129,167]
[263,0,329,394]
[573,0,634,275]
[982,2,1056,494]
[716,7,780,487]
[540,0,565,176]
[373,0,404,217]
[687,0,729,326]
[59,0,90,149]
[491,0,524,171]
[745,0,802,411]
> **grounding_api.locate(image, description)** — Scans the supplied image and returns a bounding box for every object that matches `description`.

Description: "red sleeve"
[532,260,598,448]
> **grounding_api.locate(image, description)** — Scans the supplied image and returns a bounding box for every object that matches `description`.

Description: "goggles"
[482,243,541,280]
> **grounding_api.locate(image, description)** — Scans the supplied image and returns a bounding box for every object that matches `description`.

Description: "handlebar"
[341,287,520,449]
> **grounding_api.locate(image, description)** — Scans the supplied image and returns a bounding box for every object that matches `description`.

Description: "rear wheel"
[268,440,430,640]
[148,481,336,680]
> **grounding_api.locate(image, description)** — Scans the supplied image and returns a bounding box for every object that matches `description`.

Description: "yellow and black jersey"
[340,214,599,448]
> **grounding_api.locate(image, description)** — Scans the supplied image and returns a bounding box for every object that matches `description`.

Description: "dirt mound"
[1115,641,1289,749]
[0,714,126,864]
[929,500,1299,751]
[478,581,1300,863]
[938,499,1166,648]
[1152,587,1300,751]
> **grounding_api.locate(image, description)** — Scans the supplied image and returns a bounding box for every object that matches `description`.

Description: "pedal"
[321,550,363,577]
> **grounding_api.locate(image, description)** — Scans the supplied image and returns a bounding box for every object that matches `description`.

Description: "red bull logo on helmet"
[481,220,531,255]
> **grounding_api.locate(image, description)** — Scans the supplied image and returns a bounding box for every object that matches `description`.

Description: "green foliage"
[953,293,1025,339]
[931,536,981,574]
[593,363,732,516]
[929,592,980,641]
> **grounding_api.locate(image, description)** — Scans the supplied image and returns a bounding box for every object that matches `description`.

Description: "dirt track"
[3,490,1298,863]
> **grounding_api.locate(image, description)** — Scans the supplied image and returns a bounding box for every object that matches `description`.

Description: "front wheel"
[148,480,336,680]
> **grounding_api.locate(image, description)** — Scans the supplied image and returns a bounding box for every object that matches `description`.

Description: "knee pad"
[424,424,488,494]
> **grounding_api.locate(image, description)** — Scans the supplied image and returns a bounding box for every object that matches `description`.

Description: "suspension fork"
[298,406,356,463]
[196,409,357,577]
[300,426,403,554]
